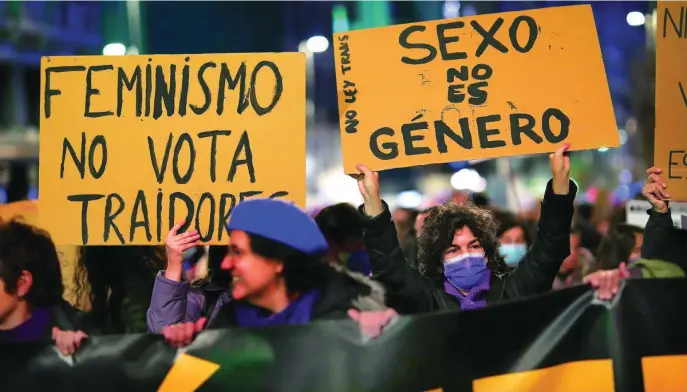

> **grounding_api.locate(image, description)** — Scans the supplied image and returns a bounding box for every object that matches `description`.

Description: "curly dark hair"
[0,219,64,308]
[417,202,509,284]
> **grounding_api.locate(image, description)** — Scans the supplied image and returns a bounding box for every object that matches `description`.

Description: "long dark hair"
[73,246,166,333]
[417,202,508,284]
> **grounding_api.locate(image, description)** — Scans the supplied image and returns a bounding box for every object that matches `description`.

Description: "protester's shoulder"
[633,259,686,278]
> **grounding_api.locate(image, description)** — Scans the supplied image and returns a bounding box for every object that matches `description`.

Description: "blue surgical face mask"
[499,243,528,266]
[443,252,488,290]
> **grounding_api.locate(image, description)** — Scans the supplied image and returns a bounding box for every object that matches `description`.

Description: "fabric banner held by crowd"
[1,279,686,392]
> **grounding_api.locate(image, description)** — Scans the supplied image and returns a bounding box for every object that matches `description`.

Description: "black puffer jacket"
[360,180,577,314]
[641,208,687,271]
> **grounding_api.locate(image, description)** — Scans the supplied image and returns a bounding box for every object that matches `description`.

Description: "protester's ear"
[16,270,33,298]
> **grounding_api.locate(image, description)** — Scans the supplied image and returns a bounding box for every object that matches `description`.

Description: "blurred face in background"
[629,233,643,262]
[221,231,283,301]
[498,226,528,266]
[560,232,581,271]
[499,227,526,246]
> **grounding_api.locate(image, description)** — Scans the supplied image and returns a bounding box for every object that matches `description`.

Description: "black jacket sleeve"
[52,300,99,335]
[641,208,687,267]
[359,202,437,314]
[504,179,577,299]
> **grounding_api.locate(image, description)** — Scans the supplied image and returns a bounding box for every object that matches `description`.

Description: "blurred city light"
[443,0,461,19]
[126,45,139,55]
[619,169,632,184]
[306,154,316,178]
[317,168,361,205]
[450,168,487,192]
[306,36,329,53]
[618,128,628,145]
[598,147,609,152]
[396,190,423,209]
[626,11,645,27]
[103,43,126,56]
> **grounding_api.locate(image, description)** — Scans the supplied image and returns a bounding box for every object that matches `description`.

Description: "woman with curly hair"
[354,144,576,314]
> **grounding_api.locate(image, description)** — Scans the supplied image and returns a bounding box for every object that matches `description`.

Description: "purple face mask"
[443,252,488,290]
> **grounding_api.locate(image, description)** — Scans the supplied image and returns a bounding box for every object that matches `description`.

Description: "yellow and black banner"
[1,279,686,392]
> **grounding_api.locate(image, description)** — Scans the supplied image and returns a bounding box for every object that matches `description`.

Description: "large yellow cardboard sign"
[333,5,618,173]
[655,2,687,201]
[0,201,79,305]
[40,53,306,245]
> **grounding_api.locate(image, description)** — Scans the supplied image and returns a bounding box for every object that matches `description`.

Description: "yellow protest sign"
[0,201,80,305]
[655,2,687,201]
[333,5,618,173]
[39,53,306,245]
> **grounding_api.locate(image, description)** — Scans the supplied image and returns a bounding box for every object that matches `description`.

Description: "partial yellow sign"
[0,201,79,305]
[158,353,220,392]
[655,2,687,201]
[40,53,306,245]
[333,5,618,173]
[472,359,615,392]
[642,355,687,392]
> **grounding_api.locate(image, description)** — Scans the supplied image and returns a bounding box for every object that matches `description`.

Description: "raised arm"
[147,221,201,333]
[640,167,687,263]
[355,165,436,314]
[506,144,577,298]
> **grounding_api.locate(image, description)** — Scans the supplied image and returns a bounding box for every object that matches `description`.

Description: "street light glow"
[306,36,329,53]
[626,11,645,27]
[103,43,126,56]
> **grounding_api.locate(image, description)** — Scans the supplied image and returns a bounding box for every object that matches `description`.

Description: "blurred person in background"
[0,220,92,355]
[553,225,595,289]
[315,203,371,276]
[161,199,395,347]
[573,166,687,300]
[606,205,628,233]
[354,144,576,314]
[596,224,644,270]
[492,210,533,267]
[74,246,166,333]
[472,193,490,209]
[392,207,416,242]
[182,246,206,282]
[595,223,681,278]
[574,203,602,257]
[633,167,687,277]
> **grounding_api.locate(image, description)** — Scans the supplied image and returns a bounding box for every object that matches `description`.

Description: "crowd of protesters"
[0,143,684,356]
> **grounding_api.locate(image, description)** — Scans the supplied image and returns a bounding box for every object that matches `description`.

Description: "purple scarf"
[444,270,491,310]
[233,289,320,328]
[0,308,52,343]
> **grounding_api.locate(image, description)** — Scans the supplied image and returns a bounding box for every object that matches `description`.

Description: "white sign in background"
[626,200,687,230]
